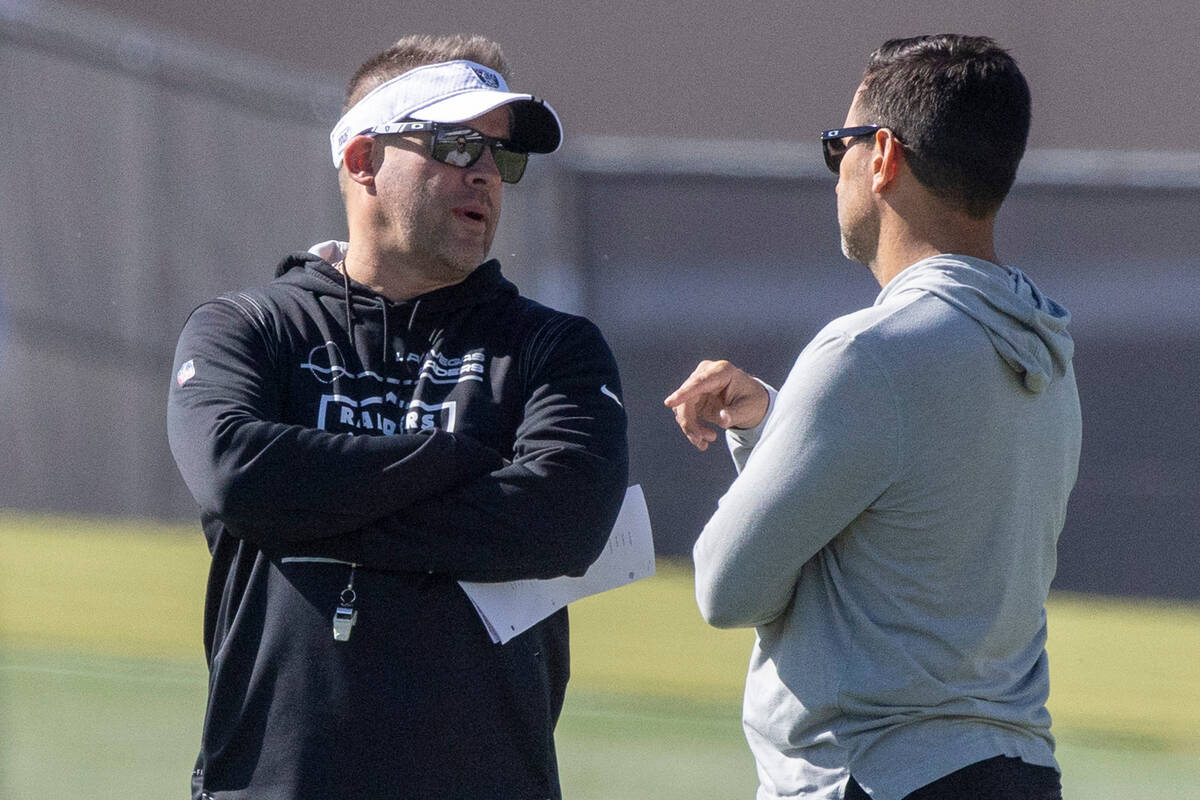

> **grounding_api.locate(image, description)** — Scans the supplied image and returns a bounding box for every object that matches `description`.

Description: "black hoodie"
[167,254,628,800]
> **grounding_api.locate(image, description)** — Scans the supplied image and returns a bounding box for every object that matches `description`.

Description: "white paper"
[458,485,655,644]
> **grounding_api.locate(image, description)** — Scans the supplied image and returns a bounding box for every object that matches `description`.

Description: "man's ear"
[343,136,378,187]
[870,128,904,193]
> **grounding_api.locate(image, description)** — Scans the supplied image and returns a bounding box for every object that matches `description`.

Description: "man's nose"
[466,145,502,184]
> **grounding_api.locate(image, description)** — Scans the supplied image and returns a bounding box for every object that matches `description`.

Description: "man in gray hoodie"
[665,35,1080,800]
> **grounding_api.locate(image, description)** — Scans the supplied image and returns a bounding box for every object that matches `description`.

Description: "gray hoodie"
[694,255,1081,800]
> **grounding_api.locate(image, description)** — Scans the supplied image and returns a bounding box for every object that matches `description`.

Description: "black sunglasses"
[820,125,882,174]
[368,120,530,183]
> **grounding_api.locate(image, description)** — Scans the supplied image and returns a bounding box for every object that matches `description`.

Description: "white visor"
[329,59,562,167]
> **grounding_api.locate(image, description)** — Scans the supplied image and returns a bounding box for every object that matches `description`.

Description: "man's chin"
[450,235,492,269]
[840,232,876,267]
[840,235,863,264]
[460,249,489,270]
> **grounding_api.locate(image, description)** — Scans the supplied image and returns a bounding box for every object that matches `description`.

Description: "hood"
[879,255,1074,393]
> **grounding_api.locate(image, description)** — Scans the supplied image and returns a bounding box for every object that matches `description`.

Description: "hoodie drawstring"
[378,296,391,385]
[339,262,355,346]
[407,299,421,333]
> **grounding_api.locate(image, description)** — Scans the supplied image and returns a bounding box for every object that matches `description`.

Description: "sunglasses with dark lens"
[368,120,531,183]
[820,125,882,174]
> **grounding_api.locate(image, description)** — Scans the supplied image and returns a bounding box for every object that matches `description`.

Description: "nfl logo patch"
[176,359,196,387]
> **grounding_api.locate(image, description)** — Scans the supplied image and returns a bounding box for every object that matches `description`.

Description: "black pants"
[844,755,1062,799]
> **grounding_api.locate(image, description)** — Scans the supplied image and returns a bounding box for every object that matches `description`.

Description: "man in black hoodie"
[167,34,628,800]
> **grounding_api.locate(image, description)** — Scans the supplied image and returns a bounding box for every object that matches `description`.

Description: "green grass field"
[2,512,1198,799]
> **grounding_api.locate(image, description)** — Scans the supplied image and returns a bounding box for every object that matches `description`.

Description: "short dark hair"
[858,34,1031,219]
[344,34,510,111]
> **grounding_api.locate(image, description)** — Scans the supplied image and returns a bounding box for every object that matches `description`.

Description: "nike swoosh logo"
[600,384,623,408]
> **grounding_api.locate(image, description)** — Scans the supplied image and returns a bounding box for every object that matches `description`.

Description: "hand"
[664,360,769,451]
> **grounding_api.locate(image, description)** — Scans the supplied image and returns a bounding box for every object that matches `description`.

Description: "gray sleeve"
[725,378,779,472]
[694,331,900,628]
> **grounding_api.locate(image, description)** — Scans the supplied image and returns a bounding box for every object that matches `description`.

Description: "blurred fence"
[0,1,344,519]
[2,2,1198,599]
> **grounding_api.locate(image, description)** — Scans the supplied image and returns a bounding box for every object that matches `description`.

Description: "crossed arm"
[167,300,628,582]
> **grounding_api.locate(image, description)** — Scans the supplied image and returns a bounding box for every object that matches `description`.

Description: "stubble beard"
[426,223,491,280]
[839,201,880,269]
[388,187,494,286]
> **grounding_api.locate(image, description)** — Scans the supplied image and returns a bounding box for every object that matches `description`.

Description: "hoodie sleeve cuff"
[726,378,777,454]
